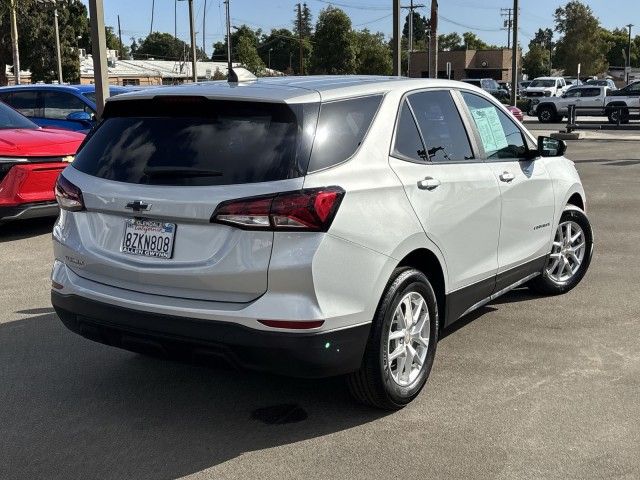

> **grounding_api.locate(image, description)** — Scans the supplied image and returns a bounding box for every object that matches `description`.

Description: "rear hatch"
[65,95,319,303]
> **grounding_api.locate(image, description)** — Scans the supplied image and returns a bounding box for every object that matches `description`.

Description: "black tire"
[347,268,439,410]
[537,105,557,123]
[607,106,630,124]
[529,207,593,296]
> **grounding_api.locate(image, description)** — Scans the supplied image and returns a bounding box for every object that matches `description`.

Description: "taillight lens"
[54,174,85,211]
[211,187,344,232]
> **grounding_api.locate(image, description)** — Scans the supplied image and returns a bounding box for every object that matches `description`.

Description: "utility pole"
[118,15,123,59]
[298,3,304,74]
[392,0,401,76]
[202,0,207,57]
[501,8,512,49]
[268,48,273,71]
[88,0,109,119]
[401,1,425,77]
[426,25,431,78]
[53,3,63,84]
[150,0,155,35]
[10,0,20,85]
[224,0,233,77]
[188,0,197,82]
[429,0,438,79]
[626,24,634,84]
[510,0,518,105]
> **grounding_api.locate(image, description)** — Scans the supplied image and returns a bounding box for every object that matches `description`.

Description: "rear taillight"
[211,187,344,232]
[54,174,85,211]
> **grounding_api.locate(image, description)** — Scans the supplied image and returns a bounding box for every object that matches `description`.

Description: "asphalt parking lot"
[1,139,639,480]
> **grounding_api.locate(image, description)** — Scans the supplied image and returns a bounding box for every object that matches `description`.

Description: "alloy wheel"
[546,220,586,283]
[387,292,430,387]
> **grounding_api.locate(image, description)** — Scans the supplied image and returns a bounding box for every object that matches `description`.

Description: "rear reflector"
[211,187,344,232]
[54,174,85,211]
[258,320,325,329]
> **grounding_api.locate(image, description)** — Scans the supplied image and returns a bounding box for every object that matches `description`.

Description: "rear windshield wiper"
[142,166,223,177]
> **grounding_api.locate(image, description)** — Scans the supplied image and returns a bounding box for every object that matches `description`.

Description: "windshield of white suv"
[529,80,556,88]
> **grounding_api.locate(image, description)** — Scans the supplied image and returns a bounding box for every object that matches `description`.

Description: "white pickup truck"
[531,82,640,123]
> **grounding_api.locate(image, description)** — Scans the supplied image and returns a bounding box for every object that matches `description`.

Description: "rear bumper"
[52,291,370,378]
[0,202,59,223]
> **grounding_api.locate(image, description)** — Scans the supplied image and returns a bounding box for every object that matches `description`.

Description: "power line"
[439,14,503,32]
[353,13,393,26]
[309,0,390,11]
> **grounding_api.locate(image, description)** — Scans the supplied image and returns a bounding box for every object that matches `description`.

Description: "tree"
[553,1,607,76]
[236,34,265,74]
[212,25,261,62]
[136,32,207,61]
[523,44,551,79]
[402,12,429,44]
[439,32,463,51]
[259,28,302,73]
[353,29,392,75]
[462,32,496,50]
[83,26,130,60]
[0,0,89,84]
[601,27,638,68]
[311,7,355,74]
[530,28,554,50]
[293,2,313,38]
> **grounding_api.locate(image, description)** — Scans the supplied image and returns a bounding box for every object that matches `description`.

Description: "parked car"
[0,85,137,131]
[497,81,512,96]
[563,77,582,88]
[51,76,593,410]
[523,77,568,98]
[518,81,532,94]
[461,78,509,101]
[0,101,85,224]
[506,105,524,122]
[603,80,640,123]
[585,78,617,91]
[530,85,609,122]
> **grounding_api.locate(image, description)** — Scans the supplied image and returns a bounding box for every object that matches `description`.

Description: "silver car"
[52,76,592,409]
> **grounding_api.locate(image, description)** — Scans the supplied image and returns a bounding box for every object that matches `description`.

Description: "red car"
[506,105,524,122]
[0,102,84,224]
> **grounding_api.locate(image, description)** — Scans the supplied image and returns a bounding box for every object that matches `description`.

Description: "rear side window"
[5,91,39,117]
[306,95,382,172]
[392,101,427,162]
[73,98,313,186]
[407,90,474,163]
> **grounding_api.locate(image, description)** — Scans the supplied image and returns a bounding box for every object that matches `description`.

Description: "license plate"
[121,218,176,259]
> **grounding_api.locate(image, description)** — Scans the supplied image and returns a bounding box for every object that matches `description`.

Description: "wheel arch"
[396,248,447,329]
[567,192,585,211]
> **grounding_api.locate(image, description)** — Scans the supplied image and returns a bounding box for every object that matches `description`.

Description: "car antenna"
[228,66,257,84]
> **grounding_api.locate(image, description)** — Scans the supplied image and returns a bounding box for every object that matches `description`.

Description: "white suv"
[51,76,593,410]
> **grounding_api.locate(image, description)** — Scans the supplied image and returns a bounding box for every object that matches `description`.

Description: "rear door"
[459,91,555,290]
[579,87,606,115]
[388,89,502,322]
[66,96,319,303]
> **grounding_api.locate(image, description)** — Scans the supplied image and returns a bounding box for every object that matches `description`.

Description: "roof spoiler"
[228,67,257,83]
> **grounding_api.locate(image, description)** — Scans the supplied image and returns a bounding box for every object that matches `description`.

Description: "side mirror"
[66,111,93,124]
[537,136,567,157]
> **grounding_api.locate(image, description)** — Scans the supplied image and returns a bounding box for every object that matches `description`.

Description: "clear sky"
[81,0,639,55]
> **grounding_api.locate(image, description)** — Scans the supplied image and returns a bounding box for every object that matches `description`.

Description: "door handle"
[499,171,515,182]
[417,176,441,190]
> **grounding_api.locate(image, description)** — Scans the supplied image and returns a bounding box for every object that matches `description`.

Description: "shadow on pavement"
[0,217,56,243]
[0,312,387,480]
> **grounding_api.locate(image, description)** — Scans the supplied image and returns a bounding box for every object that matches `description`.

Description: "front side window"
[564,89,581,98]
[461,91,527,160]
[392,100,427,162]
[407,90,474,163]
[306,95,381,172]
[43,91,90,120]
[581,88,601,97]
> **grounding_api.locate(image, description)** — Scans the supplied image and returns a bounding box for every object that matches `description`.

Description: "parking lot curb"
[551,132,582,140]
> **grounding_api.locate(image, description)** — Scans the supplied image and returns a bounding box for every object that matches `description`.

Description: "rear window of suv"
[72,97,318,186]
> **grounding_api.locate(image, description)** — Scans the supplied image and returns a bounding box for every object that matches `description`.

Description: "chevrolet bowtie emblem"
[61,155,75,163]
[125,200,152,212]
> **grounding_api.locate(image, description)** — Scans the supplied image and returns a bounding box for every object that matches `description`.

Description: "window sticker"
[470,107,508,155]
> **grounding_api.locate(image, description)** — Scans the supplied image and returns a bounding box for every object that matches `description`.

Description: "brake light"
[258,319,325,329]
[211,187,344,231]
[54,174,85,211]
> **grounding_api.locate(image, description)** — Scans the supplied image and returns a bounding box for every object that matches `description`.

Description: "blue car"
[0,84,137,131]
